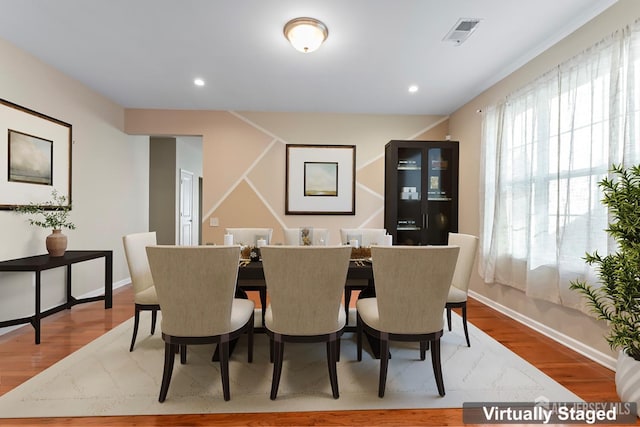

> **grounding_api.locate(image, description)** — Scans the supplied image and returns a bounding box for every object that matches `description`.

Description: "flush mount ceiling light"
[283,17,328,53]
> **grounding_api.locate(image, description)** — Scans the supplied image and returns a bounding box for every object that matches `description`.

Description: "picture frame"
[1,98,72,209]
[286,144,355,215]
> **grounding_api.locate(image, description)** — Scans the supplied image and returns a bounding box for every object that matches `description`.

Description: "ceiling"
[0,0,618,115]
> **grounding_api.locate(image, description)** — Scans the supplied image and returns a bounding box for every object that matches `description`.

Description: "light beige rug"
[0,310,580,417]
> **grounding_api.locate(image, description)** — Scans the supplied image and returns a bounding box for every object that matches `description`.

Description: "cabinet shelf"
[397,166,421,171]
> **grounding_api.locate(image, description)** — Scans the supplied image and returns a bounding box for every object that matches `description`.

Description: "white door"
[179,169,194,245]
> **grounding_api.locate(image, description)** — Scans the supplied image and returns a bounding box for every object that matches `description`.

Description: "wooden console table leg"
[105,252,113,309]
[34,271,41,344]
[66,264,73,307]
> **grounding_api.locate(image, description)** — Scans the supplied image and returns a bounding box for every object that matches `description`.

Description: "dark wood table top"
[0,250,112,272]
[237,259,373,283]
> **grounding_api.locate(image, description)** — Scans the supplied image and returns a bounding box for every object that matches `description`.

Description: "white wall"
[0,37,149,334]
[449,0,640,367]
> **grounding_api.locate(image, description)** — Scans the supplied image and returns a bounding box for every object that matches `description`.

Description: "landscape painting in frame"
[304,162,338,196]
[286,144,355,215]
[8,129,53,185]
[0,98,72,209]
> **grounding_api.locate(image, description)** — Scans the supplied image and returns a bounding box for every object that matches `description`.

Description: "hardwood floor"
[0,285,630,426]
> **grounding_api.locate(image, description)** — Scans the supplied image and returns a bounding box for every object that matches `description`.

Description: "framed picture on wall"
[1,98,72,209]
[286,144,355,215]
[8,130,53,185]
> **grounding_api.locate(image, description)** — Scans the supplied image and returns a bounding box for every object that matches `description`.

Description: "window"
[481,22,640,309]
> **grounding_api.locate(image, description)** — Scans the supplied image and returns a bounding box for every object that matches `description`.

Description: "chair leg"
[326,336,339,399]
[356,314,363,361]
[159,342,176,402]
[129,306,141,352]
[378,334,389,398]
[344,289,351,325]
[180,344,187,364]
[270,335,284,400]
[247,314,254,363]
[269,337,274,363]
[430,338,445,397]
[150,309,158,335]
[420,341,428,360]
[446,306,452,331]
[219,338,231,401]
[462,303,470,347]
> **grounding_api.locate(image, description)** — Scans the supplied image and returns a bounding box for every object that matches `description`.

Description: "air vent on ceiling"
[443,18,481,46]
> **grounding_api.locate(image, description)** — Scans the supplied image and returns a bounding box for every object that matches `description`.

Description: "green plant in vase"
[14,189,76,256]
[570,164,640,416]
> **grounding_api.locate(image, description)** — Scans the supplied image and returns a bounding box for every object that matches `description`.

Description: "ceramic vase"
[46,229,67,257]
[615,350,640,417]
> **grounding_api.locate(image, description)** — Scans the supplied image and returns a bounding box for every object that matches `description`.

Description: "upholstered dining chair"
[122,231,160,352]
[445,232,479,347]
[356,245,459,398]
[339,228,387,247]
[260,245,351,400]
[283,227,329,245]
[145,245,254,402]
[224,228,273,246]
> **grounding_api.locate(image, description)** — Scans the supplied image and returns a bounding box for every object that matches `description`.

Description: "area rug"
[0,310,580,418]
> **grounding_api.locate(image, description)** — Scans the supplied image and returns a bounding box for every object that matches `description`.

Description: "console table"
[0,250,113,344]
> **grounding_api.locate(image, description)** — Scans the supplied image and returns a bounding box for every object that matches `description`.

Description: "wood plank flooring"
[0,285,631,426]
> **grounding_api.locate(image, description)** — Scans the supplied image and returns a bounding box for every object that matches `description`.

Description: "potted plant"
[570,164,640,415]
[14,189,76,257]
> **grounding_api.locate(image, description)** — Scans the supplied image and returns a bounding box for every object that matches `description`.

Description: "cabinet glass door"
[425,147,454,244]
[395,147,423,245]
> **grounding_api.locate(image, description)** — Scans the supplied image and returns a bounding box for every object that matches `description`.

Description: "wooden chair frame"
[356,314,445,397]
[159,312,254,402]
[266,329,343,400]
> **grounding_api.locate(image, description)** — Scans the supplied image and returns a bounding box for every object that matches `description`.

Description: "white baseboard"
[0,278,131,337]
[470,290,617,371]
[80,278,130,298]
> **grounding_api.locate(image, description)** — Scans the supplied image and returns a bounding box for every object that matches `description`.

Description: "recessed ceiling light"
[194,78,205,86]
[408,85,419,93]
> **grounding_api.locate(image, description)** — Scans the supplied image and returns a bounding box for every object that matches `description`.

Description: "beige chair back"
[261,245,351,335]
[448,233,479,293]
[225,228,273,246]
[370,245,459,334]
[340,228,387,247]
[122,231,157,296]
[146,245,241,337]
[283,227,329,245]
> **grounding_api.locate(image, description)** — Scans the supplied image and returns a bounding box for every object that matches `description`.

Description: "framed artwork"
[9,130,53,185]
[0,99,72,209]
[286,144,355,215]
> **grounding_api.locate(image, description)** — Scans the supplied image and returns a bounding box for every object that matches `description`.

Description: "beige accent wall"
[448,0,640,364]
[0,37,148,331]
[126,111,449,245]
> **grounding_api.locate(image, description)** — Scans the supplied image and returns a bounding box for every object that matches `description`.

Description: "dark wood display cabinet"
[384,140,459,245]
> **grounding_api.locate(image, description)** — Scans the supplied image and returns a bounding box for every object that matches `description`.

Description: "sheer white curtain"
[480,21,640,310]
